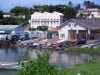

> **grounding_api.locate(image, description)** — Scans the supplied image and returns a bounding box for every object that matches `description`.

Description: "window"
[60,34,65,38]
[74,24,77,27]
[69,24,71,27]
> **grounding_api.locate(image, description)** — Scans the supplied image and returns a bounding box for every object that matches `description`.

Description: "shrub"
[17,49,58,75]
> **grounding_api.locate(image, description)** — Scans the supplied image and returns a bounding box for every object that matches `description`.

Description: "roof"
[78,8,100,13]
[0,25,20,31]
[50,28,59,32]
[74,19,100,29]
[59,19,100,29]
[31,11,63,16]
[3,12,15,15]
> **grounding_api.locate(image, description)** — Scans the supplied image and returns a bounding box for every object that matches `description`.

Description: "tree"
[68,1,73,8]
[83,1,95,8]
[37,26,48,31]
[17,50,58,75]
[1,17,28,26]
[75,4,81,10]
[64,7,76,20]
[0,10,3,19]
[10,6,30,19]
[1,17,18,25]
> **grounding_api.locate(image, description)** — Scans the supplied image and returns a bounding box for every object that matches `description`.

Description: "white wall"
[58,22,87,40]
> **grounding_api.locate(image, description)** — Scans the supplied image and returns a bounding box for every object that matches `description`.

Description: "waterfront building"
[0,25,23,40]
[58,19,100,41]
[30,11,64,29]
[77,8,100,19]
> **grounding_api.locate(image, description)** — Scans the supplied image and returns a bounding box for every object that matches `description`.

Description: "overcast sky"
[0,0,100,12]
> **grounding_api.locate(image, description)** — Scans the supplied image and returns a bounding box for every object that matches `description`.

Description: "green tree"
[10,6,30,19]
[83,1,95,8]
[0,10,3,19]
[75,4,81,10]
[37,26,48,31]
[68,1,73,8]
[1,17,18,25]
[64,7,76,20]
[17,50,58,75]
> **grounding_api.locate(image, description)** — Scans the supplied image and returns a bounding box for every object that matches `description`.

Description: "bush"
[17,49,58,75]
[29,28,36,31]
[67,46,100,54]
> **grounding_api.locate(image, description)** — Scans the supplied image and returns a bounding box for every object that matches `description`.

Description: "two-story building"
[30,11,64,29]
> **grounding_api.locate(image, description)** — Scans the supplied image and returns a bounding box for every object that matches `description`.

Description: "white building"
[30,11,64,29]
[77,8,100,19]
[3,12,15,18]
[0,25,23,40]
[58,19,100,41]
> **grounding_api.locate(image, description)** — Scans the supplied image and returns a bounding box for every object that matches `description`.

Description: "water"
[0,47,100,75]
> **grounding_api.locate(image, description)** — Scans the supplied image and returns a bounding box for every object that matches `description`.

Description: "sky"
[0,0,100,12]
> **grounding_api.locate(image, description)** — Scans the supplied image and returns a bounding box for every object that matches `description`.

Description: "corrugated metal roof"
[0,25,19,31]
[59,19,100,29]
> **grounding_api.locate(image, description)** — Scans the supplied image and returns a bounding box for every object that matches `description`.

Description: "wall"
[58,22,87,40]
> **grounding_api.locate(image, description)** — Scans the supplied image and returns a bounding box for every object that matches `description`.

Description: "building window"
[69,24,71,27]
[74,24,77,27]
[60,34,65,38]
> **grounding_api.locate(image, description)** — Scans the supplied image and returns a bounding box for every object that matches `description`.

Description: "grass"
[65,46,100,54]
[59,58,100,75]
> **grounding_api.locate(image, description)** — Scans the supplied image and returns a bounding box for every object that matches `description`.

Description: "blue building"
[0,25,23,40]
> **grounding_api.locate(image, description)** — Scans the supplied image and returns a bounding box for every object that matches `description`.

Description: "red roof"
[50,28,59,32]
[3,12,15,15]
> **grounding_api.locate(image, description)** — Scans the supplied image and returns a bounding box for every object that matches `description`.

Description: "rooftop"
[78,8,100,13]
[0,25,20,31]
[59,19,100,29]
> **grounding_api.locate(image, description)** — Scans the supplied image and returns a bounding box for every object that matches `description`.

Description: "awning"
[50,28,59,32]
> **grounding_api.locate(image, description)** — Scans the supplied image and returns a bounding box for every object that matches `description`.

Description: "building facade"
[77,8,100,19]
[30,11,64,29]
[58,19,100,41]
[0,25,23,40]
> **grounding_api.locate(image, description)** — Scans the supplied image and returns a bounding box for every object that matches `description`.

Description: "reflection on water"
[0,47,100,75]
[0,70,16,75]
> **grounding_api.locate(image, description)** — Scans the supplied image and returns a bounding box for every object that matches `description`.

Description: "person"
[6,36,8,41]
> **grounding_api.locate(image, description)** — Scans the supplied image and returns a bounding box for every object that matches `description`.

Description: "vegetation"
[10,6,30,19]
[59,58,100,75]
[17,49,59,75]
[17,48,100,75]
[67,46,100,54]
[1,17,28,26]
[83,1,100,8]
[0,10,3,20]
[28,28,36,31]
[37,26,48,31]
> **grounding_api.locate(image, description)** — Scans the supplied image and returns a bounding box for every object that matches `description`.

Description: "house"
[77,8,100,19]
[0,25,23,40]
[30,11,64,29]
[58,19,100,41]
[3,12,15,18]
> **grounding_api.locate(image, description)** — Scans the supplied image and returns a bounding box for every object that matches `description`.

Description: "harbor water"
[0,47,100,75]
